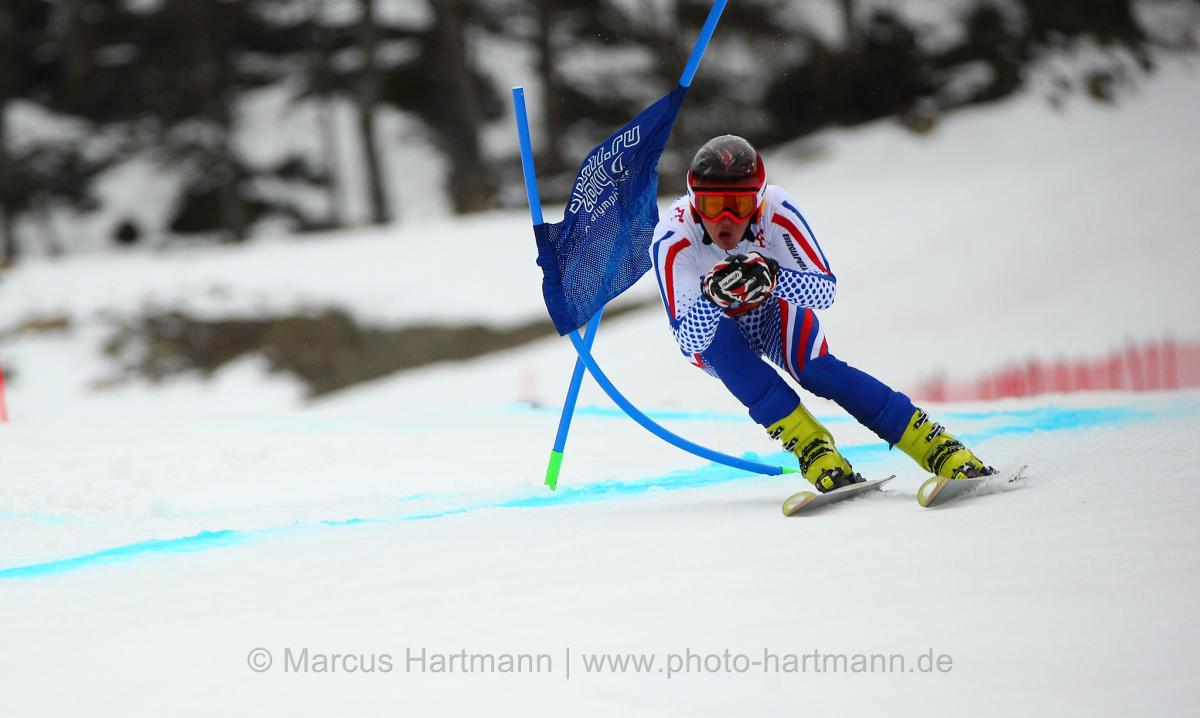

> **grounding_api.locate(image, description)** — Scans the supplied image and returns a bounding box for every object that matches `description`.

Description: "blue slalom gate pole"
[530,0,730,490]
[680,0,727,88]
[513,0,787,486]
[512,86,543,225]
[545,307,603,489]
[514,85,603,490]
[564,331,791,476]
[551,0,730,467]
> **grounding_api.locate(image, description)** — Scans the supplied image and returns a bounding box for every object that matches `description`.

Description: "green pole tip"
[780,466,802,475]
[544,450,564,491]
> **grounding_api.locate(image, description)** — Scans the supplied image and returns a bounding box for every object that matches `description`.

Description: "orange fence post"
[1108,353,1122,390]
[1163,337,1178,389]
[908,339,1200,401]
[0,364,8,423]
[1052,358,1070,394]
[1130,342,1147,391]
[1146,341,1162,391]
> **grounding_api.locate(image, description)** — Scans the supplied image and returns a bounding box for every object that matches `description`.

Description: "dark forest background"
[0,0,1177,266]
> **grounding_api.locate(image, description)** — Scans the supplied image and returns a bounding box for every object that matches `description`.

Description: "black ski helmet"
[687,135,766,190]
[686,135,767,227]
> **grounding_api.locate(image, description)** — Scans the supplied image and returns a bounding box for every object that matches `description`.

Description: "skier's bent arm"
[774,267,837,309]
[671,299,724,354]
[669,267,835,354]
[651,227,722,354]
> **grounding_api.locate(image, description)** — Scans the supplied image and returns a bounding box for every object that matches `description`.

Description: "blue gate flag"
[535,86,688,335]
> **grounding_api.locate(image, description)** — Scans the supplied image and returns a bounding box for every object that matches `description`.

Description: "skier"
[649,135,993,493]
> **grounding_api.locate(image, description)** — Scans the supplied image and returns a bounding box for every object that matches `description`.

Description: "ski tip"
[917,476,948,508]
[918,475,992,508]
[782,476,894,516]
[782,492,815,516]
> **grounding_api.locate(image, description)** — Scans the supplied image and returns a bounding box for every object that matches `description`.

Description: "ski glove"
[702,252,779,311]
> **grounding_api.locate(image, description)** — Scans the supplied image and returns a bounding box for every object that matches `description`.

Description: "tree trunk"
[186,0,247,242]
[0,101,14,269]
[214,136,247,242]
[839,0,860,49]
[35,196,65,257]
[59,0,94,112]
[430,0,493,213]
[0,4,14,267]
[1018,0,1143,45]
[356,0,391,225]
[642,1,689,148]
[534,0,564,174]
[307,0,345,229]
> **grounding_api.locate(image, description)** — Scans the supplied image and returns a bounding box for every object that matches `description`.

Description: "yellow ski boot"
[768,403,862,493]
[896,409,994,480]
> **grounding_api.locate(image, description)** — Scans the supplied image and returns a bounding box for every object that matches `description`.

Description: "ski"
[916,475,986,508]
[917,466,1027,508]
[782,476,894,516]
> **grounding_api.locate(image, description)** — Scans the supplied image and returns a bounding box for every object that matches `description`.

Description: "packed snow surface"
[2,56,1200,717]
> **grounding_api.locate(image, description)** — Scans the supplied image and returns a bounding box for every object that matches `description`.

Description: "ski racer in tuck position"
[649,134,994,493]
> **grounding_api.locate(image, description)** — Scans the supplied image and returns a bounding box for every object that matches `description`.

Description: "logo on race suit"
[568,126,642,220]
[753,225,766,248]
[779,231,807,269]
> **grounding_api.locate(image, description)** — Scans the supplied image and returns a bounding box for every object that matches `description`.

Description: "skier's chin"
[715,233,739,251]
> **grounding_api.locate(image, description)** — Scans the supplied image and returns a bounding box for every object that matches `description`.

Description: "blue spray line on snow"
[0,512,74,524]
[0,530,250,579]
[0,403,1170,580]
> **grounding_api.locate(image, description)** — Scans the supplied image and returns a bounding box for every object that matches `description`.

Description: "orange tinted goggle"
[693,190,759,221]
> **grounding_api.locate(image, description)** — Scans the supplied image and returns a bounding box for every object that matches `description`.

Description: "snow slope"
[1,54,1200,718]
[4,57,1200,426]
[1,392,1198,717]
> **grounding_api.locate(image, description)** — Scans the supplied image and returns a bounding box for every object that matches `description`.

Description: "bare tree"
[306,0,345,228]
[429,0,493,212]
[533,0,566,173]
[58,0,94,110]
[0,3,14,267]
[0,113,10,267]
[356,0,392,224]
[839,0,860,48]
[183,0,248,242]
